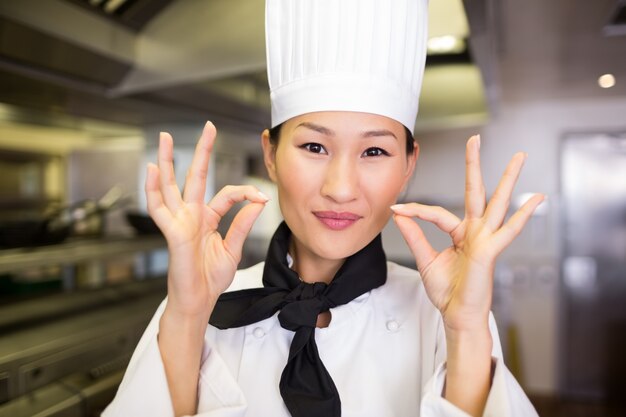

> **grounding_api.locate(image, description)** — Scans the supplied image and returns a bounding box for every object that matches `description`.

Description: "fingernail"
[258,191,270,201]
[390,204,404,210]
[204,121,212,129]
[476,134,481,150]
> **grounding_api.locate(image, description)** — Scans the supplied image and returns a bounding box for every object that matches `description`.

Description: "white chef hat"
[265,0,429,134]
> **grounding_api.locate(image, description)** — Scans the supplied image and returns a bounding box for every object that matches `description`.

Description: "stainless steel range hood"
[0,0,271,132]
[0,0,492,133]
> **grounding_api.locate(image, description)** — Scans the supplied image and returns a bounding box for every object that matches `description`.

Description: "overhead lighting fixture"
[427,35,465,55]
[598,73,616,89]
[104,0,129,14]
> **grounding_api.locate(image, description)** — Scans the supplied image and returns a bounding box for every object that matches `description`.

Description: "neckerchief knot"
[278,282,332,331]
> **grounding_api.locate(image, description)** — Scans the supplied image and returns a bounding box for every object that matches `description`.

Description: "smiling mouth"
[313,211,362,230]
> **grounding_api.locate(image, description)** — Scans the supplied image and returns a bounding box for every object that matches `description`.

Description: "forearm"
[443,326,493,417]
[158,300,215,417]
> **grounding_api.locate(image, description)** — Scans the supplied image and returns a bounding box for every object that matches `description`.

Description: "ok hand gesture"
[391,135,544,414]
[146,122,269,319]
[391,135,544,333]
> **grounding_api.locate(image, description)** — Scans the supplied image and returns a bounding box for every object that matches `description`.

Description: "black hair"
[268,123,416,156]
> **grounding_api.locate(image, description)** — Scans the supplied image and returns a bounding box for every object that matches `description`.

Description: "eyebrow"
[295,122,397,140]
[362,129,398,140]
[296,122,334,136]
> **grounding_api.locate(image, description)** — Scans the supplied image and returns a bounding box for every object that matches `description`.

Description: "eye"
[362,147,390,157]
[301,143,328,154]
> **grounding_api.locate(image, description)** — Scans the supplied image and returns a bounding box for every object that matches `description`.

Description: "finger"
[224,202,267,262]
[207,185,270,220]
[491,194,545,255]
[392,214,438,273]
[145,163,173,229]
[465,135,486,219]
[158,132,183,211]
[483,152,527,230]
[183,121,216,203]
[391,203,461,235]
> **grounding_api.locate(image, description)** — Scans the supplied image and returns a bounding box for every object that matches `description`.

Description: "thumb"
[393,214,438,272]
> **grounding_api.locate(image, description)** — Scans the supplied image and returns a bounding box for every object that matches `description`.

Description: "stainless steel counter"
[0,235,165,273]
[0,277,167,416]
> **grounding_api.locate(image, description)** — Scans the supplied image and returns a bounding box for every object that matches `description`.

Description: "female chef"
[103,0,543,416]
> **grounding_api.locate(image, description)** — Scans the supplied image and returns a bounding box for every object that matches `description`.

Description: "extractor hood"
[0,0,494,133]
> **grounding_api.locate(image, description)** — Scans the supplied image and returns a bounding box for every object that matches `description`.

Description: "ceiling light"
[104,0,128,14]
[598,74,616,89]
[427,36,465,55]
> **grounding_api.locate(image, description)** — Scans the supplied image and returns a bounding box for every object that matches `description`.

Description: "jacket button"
[386,320,399,332]
[253,327,265,338]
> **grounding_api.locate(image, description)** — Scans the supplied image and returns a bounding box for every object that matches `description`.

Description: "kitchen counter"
[0,235,165,274]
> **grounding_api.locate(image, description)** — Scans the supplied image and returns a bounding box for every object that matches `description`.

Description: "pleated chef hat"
[265,0,429,134]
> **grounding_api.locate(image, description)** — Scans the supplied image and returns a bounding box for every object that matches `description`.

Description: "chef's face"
[261,111,418,261]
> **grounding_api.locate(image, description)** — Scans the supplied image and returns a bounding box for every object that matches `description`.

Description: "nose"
[320,156,360,203]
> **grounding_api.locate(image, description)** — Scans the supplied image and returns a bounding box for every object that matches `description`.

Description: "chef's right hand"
[145,121,269,318]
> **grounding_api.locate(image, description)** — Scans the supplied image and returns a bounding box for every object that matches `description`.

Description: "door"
[561,132,626,405]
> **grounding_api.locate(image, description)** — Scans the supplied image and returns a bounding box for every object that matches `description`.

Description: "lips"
[313,211,362,230]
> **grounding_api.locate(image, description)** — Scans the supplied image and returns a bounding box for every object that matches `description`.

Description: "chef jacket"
[102,261,538,417]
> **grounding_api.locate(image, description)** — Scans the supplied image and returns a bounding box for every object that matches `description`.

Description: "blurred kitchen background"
[0,0,624,416]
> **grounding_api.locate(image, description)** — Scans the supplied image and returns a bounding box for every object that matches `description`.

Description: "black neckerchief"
[210,221,387,417]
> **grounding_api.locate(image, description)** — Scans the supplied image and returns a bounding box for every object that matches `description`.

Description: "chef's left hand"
[391,135,545,333]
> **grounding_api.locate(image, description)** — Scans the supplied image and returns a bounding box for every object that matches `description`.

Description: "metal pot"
[71,186,129,238]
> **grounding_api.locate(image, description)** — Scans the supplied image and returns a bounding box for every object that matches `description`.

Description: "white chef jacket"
[103,261,538,417]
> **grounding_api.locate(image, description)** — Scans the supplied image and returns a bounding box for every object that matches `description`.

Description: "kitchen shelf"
[0,235,166,274]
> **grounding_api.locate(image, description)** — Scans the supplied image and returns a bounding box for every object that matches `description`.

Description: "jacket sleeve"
[419,313,539,417]
[101,298,248,417]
